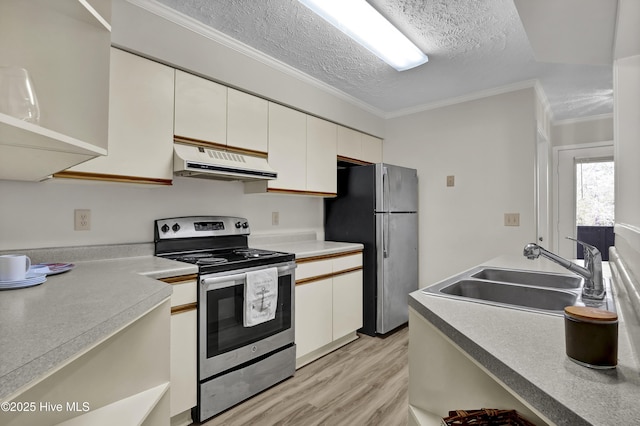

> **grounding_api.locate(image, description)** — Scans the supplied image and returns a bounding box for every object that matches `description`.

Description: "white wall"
[384,88,538,285]
[551,115,614,147]
[613,54,640,281]
[0,177,323,250]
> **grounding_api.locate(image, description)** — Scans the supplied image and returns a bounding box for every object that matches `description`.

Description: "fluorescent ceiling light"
[298,0,428,71]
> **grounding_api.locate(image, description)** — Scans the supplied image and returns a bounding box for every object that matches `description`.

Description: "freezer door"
[376,212,418,334]
[375,164,418,213]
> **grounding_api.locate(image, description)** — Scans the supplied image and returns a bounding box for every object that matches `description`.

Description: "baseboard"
[295,332,359,369]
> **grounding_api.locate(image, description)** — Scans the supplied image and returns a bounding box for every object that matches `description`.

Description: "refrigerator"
[324,163,418,336]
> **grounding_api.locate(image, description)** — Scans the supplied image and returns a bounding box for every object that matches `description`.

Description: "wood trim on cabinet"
[171,302,198,315]
[296,266,363,286]
[266,187,337,197]
[295,249,363,264]
[337,155,372,166]
[53,170,172,185]
[174,136,269,158]
[158,274,198,284]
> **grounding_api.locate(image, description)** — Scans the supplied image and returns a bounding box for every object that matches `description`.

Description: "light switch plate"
[446,175,455,187]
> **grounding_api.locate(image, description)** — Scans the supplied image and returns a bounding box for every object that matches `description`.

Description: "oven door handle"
[200,263,296,289]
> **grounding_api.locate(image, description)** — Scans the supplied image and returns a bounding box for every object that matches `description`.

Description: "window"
[576,158,614,226]
[575,157,614,260]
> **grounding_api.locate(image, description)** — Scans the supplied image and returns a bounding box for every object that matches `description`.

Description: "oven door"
[198,261,295,379]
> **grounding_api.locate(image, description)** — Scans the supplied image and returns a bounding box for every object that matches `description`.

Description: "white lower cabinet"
[295,278,334,358]
[170,310,197,418]
[159,275,198,425]
[332,270,363,340]
[294,251,363,368]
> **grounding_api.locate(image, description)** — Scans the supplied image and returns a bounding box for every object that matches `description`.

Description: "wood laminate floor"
[201,326,409,426]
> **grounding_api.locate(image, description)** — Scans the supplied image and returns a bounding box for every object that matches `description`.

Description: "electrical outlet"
[504,213,520,227]
[74,209,91,231]
[272,211,279,226]
[446,175,455,187]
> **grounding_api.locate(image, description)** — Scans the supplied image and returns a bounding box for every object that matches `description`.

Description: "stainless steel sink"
[422,266,614,316]
[470,268,582,289]
[439,279,579,311]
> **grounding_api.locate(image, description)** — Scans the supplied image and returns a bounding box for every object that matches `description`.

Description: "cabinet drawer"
[333,253,362,273]
[296,259,333,281]
[170,280,197,307]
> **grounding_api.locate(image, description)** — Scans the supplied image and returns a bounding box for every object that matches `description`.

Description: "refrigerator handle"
[383,213,389,258]
[382,166,389,212]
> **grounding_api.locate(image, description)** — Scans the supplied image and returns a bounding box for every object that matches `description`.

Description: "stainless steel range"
[154,216,296,422]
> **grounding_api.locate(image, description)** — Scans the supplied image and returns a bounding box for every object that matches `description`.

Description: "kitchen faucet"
[523,238,605,300]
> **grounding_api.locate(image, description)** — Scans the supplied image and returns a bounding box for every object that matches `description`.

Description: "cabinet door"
[295,279,333,358]
[174,70,227,145]
[361,134,383,164]
[306,116,337,194]
[332,270,363,340]
[337,126,361,160]
[267,103,307,191]
[67,48,174,181]
[227,88,268,154]
[170,309,197,417]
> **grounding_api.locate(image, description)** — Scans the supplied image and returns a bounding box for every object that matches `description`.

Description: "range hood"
[174,144,277,181]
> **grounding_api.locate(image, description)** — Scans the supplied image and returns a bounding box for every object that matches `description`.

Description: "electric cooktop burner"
[234,248,279,258]
[176,253,229,265]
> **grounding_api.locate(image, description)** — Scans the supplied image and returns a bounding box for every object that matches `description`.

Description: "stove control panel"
[155,216,250,240]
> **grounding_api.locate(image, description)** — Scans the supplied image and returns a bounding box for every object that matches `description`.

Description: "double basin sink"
[422,266,615,316]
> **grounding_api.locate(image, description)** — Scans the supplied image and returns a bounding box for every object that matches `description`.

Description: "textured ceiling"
[153,0,614,121]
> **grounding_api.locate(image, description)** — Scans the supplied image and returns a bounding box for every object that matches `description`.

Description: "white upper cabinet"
[306,116,337,195]
[245,103,338,196]
[0,0,110,181]
[174,70,227,146]
[227,88,268,155]
[337,126,361,160]
[265,102,307,192]
[337,125,383,164]
[61,48,175,184]
[360,133,383,164]
[174,73,269,155]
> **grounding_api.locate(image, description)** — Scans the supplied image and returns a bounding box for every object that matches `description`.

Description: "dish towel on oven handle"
[244,267,278,327]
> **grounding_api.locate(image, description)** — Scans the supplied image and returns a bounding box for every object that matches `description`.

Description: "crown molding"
[384,80,540,119]
[126,0,387,118]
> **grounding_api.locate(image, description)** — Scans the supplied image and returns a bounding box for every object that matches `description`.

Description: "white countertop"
[0,256,196,401]
[254,239,363,259]
[409,255,640,426]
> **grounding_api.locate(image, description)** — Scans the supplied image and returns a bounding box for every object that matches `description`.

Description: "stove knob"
[161,224,170,233]
[242,222,249,229]
[235,221,242,229]
[172,223,181,232]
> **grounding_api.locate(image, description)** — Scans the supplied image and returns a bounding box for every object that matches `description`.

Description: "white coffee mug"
[0,254,31,281]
